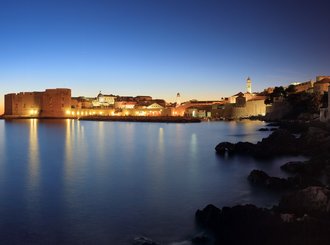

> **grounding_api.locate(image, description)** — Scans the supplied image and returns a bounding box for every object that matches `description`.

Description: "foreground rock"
[216,124,330,158]
[280,161,306,173]
[278,186,330,217]
[196,195,330,245]
[209,122,330,244]
[248,169,323,190]
[248,170,289,190]
[215,129,299,158]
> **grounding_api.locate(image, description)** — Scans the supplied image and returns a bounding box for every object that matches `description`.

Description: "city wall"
[212,100,266,119]
[4,89,71,117]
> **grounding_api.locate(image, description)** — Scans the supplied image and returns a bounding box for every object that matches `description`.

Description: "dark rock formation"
[281,161,306,173]
[281,155,330,177]
[191,233,210,244]
[208,122,330,244]
[196,204,281,245]
[214,142,236,155]
[196,202,330,245]
[279,186,330,217]
[287,174,323,189]
[258,128,269,131]
[248,170,290,190]
[216,129,300,158]
[248,169,323,190]
[133,236,159,245]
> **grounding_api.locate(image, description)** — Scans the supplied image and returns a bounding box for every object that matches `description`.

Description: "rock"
[287,174,324,189]
[258,128,269,131]
[191,233,209,244]
[133,236,159,245]
[280,213,295,223]
[215,129,300,158]
[248,170,269,185]
[248,170,289,190]
[196,204,282,245]
[256,129,298,157]
[234,142,256,154]
[281,161,306,173]
[214,142,235,155]
[279,186,330,216]
[266,176,290,190]
[195,204,221,230]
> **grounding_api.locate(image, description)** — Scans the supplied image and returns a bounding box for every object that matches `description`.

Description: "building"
[247,77,252,94]
[5,88,71,117]
[314,78,330,94]
[316,76,330,82]
[320,85,330,122]
[291,80,314,93]
[92,92,116,107]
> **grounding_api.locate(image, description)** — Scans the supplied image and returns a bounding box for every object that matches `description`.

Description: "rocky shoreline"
[194,121,330,245]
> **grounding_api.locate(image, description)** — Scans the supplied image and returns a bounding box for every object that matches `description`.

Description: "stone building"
[92,92,116,107]
[320,85,330,122]
[4,88,71,117]
[291,80,314,93]
[314,78,330,94]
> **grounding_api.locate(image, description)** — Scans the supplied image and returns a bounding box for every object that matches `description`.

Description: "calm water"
[0,119,305,244]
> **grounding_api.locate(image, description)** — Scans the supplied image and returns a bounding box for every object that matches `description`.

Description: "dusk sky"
[1,0,330,113]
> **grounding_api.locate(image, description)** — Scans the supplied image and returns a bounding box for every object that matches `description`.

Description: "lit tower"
[176,92,181,107]
[246,77,252,93]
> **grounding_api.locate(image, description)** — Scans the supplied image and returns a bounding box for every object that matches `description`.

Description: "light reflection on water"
[0,119,305,244]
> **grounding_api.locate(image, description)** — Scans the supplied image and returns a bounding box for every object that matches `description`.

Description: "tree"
[285,85,296,94]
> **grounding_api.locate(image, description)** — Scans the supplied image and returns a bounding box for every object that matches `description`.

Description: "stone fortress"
[3,76,330,120]
[5,89,71,118]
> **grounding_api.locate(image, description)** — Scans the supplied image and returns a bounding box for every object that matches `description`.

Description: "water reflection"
[97,121,105,156]
[190,133,197,155]
[158,127,164,155]
[0,121,5,180]
[64,119,74,183]
[28,119,40,189]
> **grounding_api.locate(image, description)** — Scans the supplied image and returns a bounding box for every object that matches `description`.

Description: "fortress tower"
[246,77,252,94]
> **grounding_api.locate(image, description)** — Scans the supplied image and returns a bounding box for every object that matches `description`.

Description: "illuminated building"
[5,88,71,117]
[246,77,252,93]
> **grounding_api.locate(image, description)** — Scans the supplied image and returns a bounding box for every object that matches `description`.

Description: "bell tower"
[176,92,181,107]
[246,77,252,93]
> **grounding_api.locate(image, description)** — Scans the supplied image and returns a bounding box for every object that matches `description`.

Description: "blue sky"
[1,0,330,112]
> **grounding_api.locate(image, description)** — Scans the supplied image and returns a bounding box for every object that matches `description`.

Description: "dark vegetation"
[264,85,328,120]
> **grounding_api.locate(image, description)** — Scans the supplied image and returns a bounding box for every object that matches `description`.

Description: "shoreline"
[0,115,202,123]
[193,120,330,245]
[79,115,201,123]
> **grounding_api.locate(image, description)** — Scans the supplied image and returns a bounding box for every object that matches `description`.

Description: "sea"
[0,119,306,244]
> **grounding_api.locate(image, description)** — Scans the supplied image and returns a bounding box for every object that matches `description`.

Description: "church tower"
[176,92,181,107]
[246,77,252,93]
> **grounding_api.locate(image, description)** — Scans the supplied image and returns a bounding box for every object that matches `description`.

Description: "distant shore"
[79,115,201,123]
[0,115,202,123]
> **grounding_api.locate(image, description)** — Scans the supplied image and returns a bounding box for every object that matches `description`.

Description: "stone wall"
[4,89,71,117]
[211,100,266,119]
[41,89,71,117]
[5,92,42,116]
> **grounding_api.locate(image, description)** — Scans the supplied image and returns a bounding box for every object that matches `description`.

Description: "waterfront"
[0,120,305,244]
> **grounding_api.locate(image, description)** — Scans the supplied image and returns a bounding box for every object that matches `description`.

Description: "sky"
[1,0,330,114]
